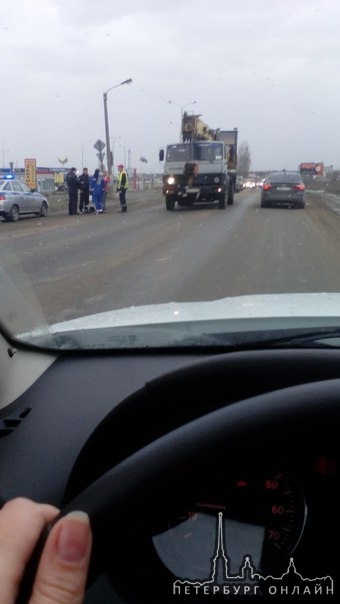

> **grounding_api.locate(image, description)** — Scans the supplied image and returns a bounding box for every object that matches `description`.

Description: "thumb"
[29,512,92,604]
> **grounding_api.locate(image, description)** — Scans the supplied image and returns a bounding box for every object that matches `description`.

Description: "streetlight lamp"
[103,78,132,178]
[167,100,198,141]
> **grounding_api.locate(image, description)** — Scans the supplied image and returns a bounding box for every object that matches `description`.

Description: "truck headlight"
[167,176,175,185]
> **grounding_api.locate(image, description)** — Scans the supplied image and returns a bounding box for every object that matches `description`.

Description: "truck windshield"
[193,142,224,161]
[166,144,192,162]
[166,142,224,163]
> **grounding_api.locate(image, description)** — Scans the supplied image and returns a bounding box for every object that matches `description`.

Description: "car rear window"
[268,173,302,183]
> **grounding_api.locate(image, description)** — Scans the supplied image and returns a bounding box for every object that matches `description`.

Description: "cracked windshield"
[1,0,340,347]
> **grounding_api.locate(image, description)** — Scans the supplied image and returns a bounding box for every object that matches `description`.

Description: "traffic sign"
[93,139,105,152]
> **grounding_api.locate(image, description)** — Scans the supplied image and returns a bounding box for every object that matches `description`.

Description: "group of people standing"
[66,165,128,215]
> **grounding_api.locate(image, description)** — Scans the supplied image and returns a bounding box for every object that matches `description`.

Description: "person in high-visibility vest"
[117,164,128,212]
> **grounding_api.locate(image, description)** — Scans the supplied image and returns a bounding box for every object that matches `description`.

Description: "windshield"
[266,172,302,183]
[166,143,224,163]
[193,143,224,161]
[1,1,340,351]
[166,144,191,162]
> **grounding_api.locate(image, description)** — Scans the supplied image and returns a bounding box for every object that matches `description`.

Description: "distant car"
[261,171,305,208]
[244,179,256,189]
[235,176,244,192]
[0,177,48,222]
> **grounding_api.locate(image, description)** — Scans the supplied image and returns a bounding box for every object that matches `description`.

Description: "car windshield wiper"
[259,328,340,349]
[185,326,340,350]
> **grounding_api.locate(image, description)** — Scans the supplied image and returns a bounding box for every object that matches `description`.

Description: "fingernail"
[57,511,90,562]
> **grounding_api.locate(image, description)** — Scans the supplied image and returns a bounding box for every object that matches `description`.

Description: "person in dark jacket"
[66,167,79,215]
[78,168,90,213]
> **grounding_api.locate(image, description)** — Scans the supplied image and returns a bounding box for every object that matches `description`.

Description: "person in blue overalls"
[90,169,105,214]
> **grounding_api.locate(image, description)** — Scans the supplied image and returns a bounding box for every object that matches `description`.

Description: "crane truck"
[159,113,238,211]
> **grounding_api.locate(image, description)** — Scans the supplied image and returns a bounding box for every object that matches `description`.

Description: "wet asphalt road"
[1,188,340,324]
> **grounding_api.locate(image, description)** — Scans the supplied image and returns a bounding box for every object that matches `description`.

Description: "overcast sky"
[1,0,340,173]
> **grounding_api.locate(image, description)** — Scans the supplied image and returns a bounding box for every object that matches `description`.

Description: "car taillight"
[294,184,305,191]
[0,195,5,200]
[262,184,271,191]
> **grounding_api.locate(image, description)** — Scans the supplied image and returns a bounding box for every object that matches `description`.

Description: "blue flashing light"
[3,174,14,179]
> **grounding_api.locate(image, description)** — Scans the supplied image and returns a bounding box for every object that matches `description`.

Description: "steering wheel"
[18,376,340,602]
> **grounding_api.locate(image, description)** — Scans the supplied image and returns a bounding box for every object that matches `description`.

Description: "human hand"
[0,497,92,604]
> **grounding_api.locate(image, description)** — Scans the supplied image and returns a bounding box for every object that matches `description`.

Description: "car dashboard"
[0,332,339,602]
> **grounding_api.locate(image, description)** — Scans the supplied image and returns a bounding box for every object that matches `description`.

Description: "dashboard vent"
[0,408,32,438]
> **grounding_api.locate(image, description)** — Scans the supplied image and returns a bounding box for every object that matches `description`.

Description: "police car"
[0,174,48,222]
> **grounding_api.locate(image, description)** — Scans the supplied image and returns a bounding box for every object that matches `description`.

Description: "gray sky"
[1,0,339,173]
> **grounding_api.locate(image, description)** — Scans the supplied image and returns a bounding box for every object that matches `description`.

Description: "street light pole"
[111,136,122,179]
[103,78,132,178]
[1,145,10,169]
[167,100,198,141]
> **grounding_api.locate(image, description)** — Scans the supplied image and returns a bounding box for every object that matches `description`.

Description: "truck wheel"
[218,194,226,209]
[165,196,175,211]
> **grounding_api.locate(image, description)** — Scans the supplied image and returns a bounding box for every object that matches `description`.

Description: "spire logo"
[172,512,334,597]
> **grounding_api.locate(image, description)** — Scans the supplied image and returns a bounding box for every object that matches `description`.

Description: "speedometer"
[152,470,306,580]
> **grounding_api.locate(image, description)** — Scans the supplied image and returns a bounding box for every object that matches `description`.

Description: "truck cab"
[159,140,230,210]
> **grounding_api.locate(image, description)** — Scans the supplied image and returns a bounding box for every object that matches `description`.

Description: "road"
[1,188,340,324]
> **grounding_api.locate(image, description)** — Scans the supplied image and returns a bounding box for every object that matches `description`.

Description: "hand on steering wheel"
[0,498,92,604]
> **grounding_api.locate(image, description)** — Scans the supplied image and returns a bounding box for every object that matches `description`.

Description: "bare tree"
[238,141,251,176]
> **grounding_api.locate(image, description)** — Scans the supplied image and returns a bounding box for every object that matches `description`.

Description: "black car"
[261,171,305,208]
